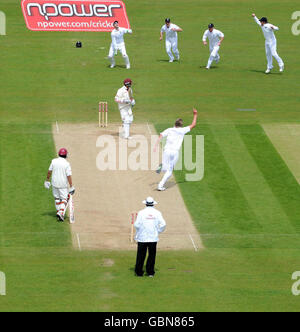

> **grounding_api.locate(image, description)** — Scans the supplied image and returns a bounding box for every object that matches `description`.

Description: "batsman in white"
[252,14,284,74]
[202,23,224,69]
[154,108,198,191]
[108,20,132,69]
[160,18,183,63]
[44,148,75,222]
[115,78,136,139]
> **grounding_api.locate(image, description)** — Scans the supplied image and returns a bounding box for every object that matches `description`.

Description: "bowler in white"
[134,197,166,277]
[160,18,183,62]
[252,14,284,73]
[202,23,224,69]
[108,20,132,69]
[154,108,198,191]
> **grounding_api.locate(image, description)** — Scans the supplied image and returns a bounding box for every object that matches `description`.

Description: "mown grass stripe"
[237,124,300,233]
[211,123,293,234]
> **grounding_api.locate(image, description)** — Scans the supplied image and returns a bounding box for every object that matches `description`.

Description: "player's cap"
[113,20,119,25]
[76,41,82,48]
[259,17,268,23]
[143,197,158,206]
[208,23,214,29]
[58,148,68,157]
[124,78,132,86]
[165,18,171,23]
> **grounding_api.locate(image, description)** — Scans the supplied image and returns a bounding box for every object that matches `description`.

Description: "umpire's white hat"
[143,197,158,206]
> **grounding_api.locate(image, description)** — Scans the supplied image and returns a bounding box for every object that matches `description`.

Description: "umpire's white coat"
[134,207,166,243]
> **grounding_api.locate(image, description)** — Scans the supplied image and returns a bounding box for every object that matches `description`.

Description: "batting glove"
[69,187,76,195]
[131,99,136,107]
[44,181,51,190]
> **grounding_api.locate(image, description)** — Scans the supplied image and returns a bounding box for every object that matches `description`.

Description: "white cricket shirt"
[115,86,132,111]
[111,27,132,46]
[254,16,278,43]
[49,157,72,189]
[134,207,166,243]
[161,126,191,152]
[161,23,180,40]
[202,29,224,47]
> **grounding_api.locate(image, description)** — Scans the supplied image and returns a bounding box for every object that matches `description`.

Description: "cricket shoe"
[126,65,131,69]
[57,212,64,222]
[265,68,272,74]
[156,164,163,174]
[157,186,166,191]
[279,65,284,73]
[169,59,174,63]
[110,64,115,69]
[206,66,210,70]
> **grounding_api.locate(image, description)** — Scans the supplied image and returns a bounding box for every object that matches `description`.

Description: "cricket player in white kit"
[202,23,224,69]
[252,14,284,74]
[160,18,183,62]
[154,108,198,191]
[108,21,132,69]
[115,78,136,139]
[44,148,75,222]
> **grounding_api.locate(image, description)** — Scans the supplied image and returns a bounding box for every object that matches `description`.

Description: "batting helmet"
[124,78,132,87]
[58,148,68,157]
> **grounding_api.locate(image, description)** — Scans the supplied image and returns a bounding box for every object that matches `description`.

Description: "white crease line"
[76,233,82,251]
[146,122,152,135]
[236,109,256,112]
[56,121,60,133]
[189,234,198,252]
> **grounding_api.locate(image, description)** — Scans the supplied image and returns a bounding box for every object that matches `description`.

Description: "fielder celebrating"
[160,18,183,63]
[252,14,284,74]
[108,20,132,69]
[154,108,198,191]
[115,78,136,139]
[44,148,75,222]
[134,197,166,277]
[202,23,224,69]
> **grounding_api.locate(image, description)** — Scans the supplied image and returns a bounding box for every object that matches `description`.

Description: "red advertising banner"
[21,0,130,32]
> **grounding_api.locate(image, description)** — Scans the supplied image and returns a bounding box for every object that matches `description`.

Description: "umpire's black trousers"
[135,242,157,276]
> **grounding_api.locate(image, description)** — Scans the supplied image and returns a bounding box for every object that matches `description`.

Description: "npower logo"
[21,0,130,32]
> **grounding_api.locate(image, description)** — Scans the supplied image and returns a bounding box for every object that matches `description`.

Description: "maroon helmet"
[124,78,132,87]
[58,148,68,157]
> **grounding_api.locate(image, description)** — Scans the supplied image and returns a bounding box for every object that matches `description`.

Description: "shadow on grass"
[249,69,282,75]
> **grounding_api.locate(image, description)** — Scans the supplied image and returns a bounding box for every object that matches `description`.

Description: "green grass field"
[1,0,300,312]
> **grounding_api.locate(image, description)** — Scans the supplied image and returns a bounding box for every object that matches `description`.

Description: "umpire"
[134,197,166,277]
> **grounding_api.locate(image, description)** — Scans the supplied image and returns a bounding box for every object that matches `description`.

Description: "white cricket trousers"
[207,45,220,68]
[108,43,130,67]
[265,41,284,69]
[120,108,133,138]
[159,150,179,188]
[166,39,180,61]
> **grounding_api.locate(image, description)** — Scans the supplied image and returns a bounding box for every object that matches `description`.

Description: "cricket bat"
[69,195,75,224]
